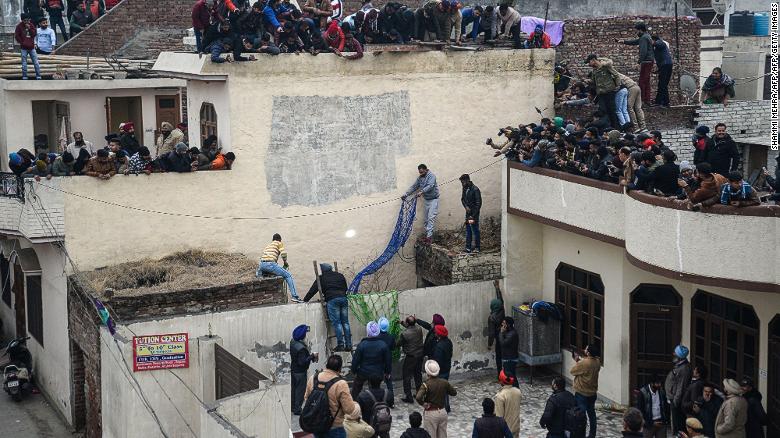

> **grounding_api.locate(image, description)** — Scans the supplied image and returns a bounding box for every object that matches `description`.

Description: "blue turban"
[674,344,689,359]
[378,317,389,333]
[366,321,380,338]
[535,24,544,32]
[320,263,333,272]
[292,324,309,341]
[9,153,21,166]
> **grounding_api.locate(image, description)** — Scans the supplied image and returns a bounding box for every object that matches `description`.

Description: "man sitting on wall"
[256,233,302,302]
[680,163,727,211]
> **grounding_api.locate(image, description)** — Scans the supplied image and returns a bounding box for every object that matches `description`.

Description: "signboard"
[132,333,189,372]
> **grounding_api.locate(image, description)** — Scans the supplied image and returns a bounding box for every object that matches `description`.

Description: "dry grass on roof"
[82,250,258,297]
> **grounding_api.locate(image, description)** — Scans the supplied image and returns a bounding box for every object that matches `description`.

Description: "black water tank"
[729,11,754,36]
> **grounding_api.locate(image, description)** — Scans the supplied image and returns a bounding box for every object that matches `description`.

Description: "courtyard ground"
[0,389,73,438]
[293,370,626,437]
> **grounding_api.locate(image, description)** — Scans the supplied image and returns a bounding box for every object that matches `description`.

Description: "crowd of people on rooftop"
[192,0,556,63]
[6,121,236,181]
[487,111,778,209]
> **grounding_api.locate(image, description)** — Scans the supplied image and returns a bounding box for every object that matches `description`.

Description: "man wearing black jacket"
[460,174,482,253]
[652,149,681,196]
[304,263,352,351]
[740,377,768,438]
[431,325,453,412]
[499,317,519,388]
[290,324,318,415]
[703,123,740,176]
[635,375,670,438]
[540,376,576,438]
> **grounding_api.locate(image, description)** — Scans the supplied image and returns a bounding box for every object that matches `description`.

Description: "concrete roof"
[0,78,186,91]
[735,135,771,147]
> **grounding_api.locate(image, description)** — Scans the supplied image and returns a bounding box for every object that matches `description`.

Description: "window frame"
[555,263,604,357]
[691,290,759,385]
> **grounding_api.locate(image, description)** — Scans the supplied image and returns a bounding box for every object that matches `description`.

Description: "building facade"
[502,161,779,434]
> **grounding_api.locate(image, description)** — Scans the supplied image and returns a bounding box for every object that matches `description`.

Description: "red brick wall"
[556,16,701,106]
[55,0,194,59]
[68,279,103,438]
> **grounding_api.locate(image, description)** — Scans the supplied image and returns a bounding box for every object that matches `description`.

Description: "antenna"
[710,0,733,24]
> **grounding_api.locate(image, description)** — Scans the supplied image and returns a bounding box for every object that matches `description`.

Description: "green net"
[348,291,402,360]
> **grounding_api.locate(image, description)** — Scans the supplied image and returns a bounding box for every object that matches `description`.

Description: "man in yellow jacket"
[570,343,602,438]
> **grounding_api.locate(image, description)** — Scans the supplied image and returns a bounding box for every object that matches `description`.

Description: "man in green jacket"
[585,54,620,131]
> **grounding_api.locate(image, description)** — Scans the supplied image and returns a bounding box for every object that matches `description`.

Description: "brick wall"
[695,100,770,139]
[415,243,500,286]
[67,278,103,438]
[556,16,701,107]
[556,105,697,131]
[55,0,193,59]
[103,277,286,322]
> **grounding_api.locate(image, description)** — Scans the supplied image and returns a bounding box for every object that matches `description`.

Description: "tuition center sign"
[132,333,189,372]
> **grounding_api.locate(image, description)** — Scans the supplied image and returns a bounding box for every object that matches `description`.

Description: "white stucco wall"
[505,216,780,405]
[0,79,184,169]
[102,279,498,437]
[60,50,555,292]
[507,165,625,241]
[0,238,71,423]
[624,195,778,285]
[185,80,230,151]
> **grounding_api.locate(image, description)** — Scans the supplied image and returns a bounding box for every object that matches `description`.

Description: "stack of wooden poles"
[0,52,154,79]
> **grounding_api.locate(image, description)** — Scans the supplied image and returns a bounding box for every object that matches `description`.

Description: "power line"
[32,157,506,222]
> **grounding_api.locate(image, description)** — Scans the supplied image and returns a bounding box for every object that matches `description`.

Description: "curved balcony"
[506,161,779,292]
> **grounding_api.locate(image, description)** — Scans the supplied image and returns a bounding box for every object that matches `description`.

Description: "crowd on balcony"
[192,0,557,62]
[489,114,778,209]
[6,121,236,181]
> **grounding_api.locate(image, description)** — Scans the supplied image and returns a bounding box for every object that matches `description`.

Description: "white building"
[0,78,185,167]
[502,160,779,433]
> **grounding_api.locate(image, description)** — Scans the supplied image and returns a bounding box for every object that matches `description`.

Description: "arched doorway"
[768,315,780,437]
[629,284,682,399]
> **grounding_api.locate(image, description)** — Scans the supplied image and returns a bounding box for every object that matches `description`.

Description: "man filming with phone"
[570,344,602,438]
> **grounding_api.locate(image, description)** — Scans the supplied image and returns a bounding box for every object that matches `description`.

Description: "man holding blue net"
[402,164,439,245]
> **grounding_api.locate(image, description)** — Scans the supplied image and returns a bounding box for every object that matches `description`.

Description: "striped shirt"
[260,241,285,262]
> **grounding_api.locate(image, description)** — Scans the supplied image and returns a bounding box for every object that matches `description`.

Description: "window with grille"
[555,263,604,356]
[26,275,43,346]
[692,291,758,384]
[1,255,9,307]
[200,103,217,143]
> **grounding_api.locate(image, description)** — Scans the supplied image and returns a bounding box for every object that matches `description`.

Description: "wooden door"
[768,316,780,438]
[12,264,25,338]
[630,285,682,402]
[155,95,181,131]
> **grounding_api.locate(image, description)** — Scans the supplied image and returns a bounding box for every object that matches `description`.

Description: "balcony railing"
[0,172,24,202]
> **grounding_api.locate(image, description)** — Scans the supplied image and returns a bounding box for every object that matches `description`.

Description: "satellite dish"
[710,0,732,24]
[679,74,698,105]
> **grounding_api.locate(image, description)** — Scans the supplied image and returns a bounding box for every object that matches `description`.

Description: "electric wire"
[32,156,506,222]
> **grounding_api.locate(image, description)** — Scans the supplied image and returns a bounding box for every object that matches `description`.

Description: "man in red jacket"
[15,14,41,80]
[192,0,211,53]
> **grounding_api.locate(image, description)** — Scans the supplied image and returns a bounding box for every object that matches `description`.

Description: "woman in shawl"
[702,67,735,106]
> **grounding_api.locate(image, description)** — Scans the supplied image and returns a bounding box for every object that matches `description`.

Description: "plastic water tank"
[729,12,754,36]
[753,13,769,36]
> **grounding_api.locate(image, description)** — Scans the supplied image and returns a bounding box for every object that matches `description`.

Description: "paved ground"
[0,389,73,438]
[293,370,625,438]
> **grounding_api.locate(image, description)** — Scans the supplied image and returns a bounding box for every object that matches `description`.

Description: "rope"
[347,196,417,293]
